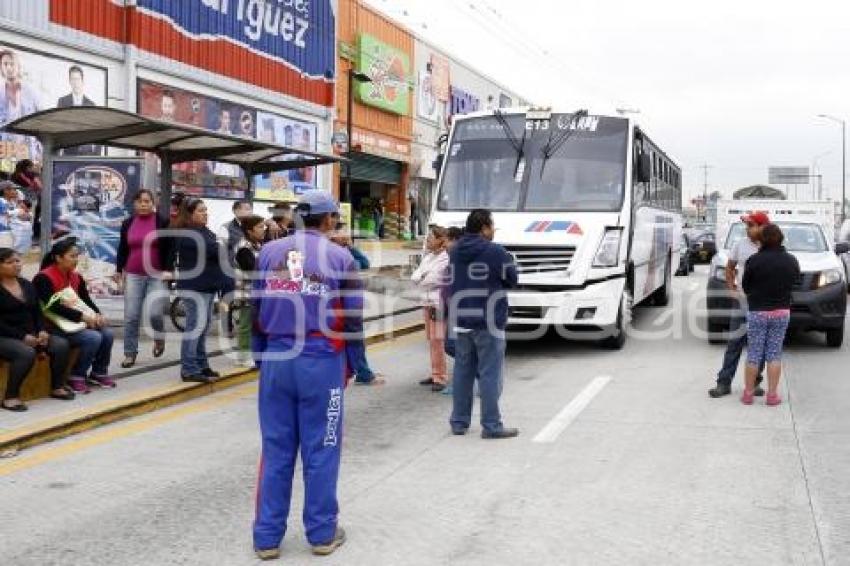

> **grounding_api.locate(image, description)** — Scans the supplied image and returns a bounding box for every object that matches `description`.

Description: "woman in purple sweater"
[115,189,172,368]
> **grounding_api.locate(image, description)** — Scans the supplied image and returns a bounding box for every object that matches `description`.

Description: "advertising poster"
[51,159,142,297]
[254,111,318,202]
[430,54,451,102]
[138,79,318,202]
[417,70,439,123]
[0,43,107,173]
[357,34,410,116]
[138,80,251,199]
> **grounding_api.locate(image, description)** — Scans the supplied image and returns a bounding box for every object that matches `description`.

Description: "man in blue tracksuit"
[252,191,363,560]
[447,209,519,439]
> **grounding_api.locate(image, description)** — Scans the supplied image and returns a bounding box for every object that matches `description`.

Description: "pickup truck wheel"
[826,325,844,348]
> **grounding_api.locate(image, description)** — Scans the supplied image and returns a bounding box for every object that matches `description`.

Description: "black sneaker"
[708,383,731,398]
[451,426,468,436]
[312,526,346,556]
[419,378,434,386]
[201,368,220,379]
[181,373,212,384]
[481,427,519,439]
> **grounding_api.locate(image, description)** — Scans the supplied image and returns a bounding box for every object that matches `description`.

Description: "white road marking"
[532,376,612,444]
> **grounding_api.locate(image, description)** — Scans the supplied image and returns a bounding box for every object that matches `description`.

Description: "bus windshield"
[438,114,628,212]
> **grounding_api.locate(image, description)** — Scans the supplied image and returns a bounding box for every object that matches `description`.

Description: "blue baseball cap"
[297,190,339,216]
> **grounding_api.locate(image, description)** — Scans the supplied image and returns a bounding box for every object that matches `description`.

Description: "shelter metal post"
[39,136,54,255]
[159,154,172,218]
[243,166,255,204]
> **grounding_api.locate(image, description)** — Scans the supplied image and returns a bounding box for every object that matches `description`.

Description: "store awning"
[1,106,342,172]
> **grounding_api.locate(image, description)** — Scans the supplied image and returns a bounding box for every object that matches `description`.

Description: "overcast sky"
[366,0,850,203]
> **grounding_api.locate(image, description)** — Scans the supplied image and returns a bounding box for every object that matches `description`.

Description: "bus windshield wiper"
[493,109,528,180]
[538,109,589,178]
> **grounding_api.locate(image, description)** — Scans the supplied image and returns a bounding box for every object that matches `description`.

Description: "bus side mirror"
[835,242,850,255]
[636,153,652,183]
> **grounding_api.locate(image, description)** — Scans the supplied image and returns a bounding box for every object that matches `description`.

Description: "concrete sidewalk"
[0,295,426,454]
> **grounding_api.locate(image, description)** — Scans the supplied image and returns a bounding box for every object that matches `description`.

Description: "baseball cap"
[296,190,339,216]
[741,211,770,226]
[0,180,17,192]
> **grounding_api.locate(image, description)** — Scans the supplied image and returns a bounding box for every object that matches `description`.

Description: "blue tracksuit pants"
[253,340,345,550]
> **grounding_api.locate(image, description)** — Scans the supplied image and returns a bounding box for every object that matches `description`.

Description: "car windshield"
[725,222,828,252]
[438,114,628,212]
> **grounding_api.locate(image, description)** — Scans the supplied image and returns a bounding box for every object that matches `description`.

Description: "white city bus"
[430,108,682,348]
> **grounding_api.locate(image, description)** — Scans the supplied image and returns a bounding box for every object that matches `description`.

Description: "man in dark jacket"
[219,200,252,264]
[447,209,519,439]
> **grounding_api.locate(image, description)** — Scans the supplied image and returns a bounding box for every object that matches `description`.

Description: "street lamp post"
[818,114,846,224]
[344,67,372,203]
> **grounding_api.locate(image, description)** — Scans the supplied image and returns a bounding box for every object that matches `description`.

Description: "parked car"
[838,241,850,293]
[688,231,716,264]
[707,220,847,347]
[676,233,693,276]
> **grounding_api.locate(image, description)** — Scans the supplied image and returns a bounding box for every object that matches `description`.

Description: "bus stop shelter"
[1,106,345,253]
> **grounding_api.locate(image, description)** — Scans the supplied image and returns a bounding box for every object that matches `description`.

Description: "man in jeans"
[447,209,519,439]
[709,212,769,397]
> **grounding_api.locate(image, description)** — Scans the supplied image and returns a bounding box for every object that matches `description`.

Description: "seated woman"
[33,238,115,394]
[0,248,74,411]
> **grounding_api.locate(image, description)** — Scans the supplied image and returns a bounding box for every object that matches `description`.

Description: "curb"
[0,321,425,455]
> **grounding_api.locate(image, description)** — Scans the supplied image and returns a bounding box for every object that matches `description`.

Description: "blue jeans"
[346,342,375,382]
[123,273,166,356]
[450,329,506,434]
[65,327,114,377]
[717,315,764,385]
[180,291,214,376]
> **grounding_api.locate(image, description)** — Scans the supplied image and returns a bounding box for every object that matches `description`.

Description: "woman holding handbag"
[412,225,450,392]
[33,238,115,394]
[0,248,74,411]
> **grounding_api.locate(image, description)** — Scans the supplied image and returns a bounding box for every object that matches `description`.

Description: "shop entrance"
[347,153,404,239]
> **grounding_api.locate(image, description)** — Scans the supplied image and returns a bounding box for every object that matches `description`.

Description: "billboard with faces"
[0,43,107,173]
[137,79,316,200]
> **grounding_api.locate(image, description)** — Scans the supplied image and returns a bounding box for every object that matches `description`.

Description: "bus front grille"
[504,245,576,275]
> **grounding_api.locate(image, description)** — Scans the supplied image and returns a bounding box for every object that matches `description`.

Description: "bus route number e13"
[525,114,600,132]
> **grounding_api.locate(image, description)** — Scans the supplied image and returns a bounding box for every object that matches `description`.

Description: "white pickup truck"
[706,200,847,347]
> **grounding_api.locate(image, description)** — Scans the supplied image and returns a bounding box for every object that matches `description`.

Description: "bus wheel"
[600,293,630,350]
[651,258,671,307]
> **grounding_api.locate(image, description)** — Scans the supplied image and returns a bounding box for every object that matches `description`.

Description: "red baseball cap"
[741,211,770,226]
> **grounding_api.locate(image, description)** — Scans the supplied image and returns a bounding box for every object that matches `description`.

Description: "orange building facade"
[335,0,414,239]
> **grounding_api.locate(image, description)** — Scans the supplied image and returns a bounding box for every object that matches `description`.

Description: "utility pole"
[700,163,713,222]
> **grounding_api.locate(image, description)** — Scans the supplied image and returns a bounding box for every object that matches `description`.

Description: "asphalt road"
[1,267,848,566]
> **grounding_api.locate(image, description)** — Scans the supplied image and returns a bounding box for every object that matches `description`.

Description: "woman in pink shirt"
[115,189,172,368]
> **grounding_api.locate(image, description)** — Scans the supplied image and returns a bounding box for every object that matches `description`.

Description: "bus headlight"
[815,269,843,288]
[592,229,622,268]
